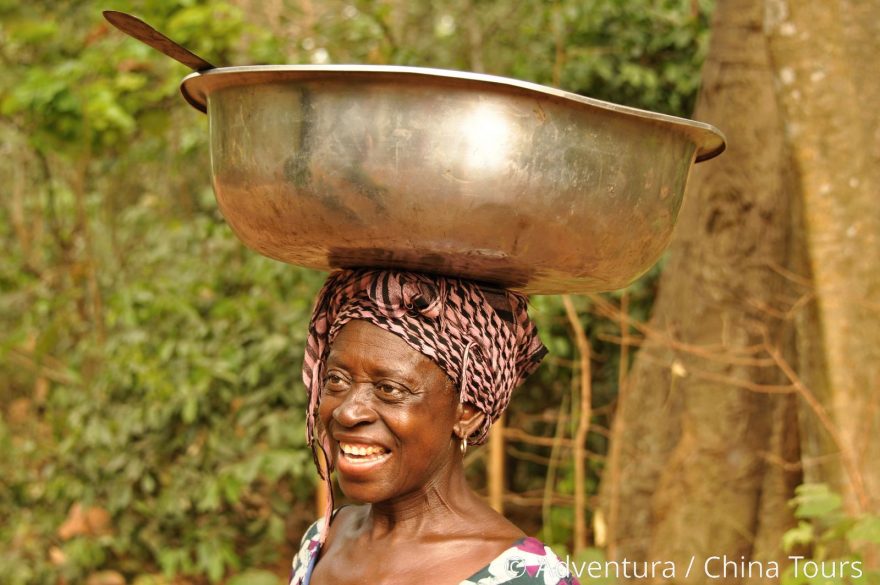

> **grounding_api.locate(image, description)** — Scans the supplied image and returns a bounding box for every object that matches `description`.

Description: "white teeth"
[340,443,387,457]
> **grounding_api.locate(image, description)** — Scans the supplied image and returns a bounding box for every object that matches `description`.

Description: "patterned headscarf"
[303,268,547,452]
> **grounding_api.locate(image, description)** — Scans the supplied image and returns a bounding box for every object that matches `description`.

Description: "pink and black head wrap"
[302,268,546,539]
[303,268,547,455]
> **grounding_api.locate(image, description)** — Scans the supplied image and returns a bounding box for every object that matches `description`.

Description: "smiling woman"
[290,268,578,585]
[320,322,464,505]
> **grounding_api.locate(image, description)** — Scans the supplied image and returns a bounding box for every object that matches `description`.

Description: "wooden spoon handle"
[103,10,215,72]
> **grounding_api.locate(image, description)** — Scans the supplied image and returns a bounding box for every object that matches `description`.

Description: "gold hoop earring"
[460,437,468,455]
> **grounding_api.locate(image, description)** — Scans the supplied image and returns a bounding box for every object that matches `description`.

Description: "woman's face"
[317,319,462,503]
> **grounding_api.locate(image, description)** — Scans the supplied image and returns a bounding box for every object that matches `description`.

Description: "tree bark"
[602,0,880,579]
[764,0,880,516]
[600,0,804,581]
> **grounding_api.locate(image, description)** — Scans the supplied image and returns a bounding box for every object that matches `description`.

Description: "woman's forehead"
[330,319,404,350]
[327,320,443,378]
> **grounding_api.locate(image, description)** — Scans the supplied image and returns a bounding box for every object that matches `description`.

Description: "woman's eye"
[323,373,348,391]
[376,382,405,398]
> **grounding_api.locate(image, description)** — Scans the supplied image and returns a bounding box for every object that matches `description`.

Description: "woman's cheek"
[317,395,339,427]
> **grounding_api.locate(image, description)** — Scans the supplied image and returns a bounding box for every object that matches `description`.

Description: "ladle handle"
[103,10,215,72]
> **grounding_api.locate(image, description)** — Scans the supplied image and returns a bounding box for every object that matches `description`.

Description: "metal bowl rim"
[180,64,726,162]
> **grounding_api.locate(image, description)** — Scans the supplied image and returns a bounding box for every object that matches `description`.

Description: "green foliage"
[572,547,618,585]
[1,194,324,583]
[558,0,714,114]
[298,0,712,116]
[791,483,845,521]
[227,569,283,585]
[1,0,713,581]
[781,484,880,585]
[850,517,880,545]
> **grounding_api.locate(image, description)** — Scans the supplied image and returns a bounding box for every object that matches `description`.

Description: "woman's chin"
[337,481,392,504]
[335,450,396,501]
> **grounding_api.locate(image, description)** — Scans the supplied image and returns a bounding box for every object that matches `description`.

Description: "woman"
[291,268,579,585]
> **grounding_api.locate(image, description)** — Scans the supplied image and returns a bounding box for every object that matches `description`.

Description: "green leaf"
[196,540,227,583]
[790,484,843,520]
[197,479,221,512]
[570,547,617,584]
[849,515,880,544]
[781,563,810,585]
[227,570,281,585]
[182,395,198,423]
[784,521,815,552]
[132,575,171,585]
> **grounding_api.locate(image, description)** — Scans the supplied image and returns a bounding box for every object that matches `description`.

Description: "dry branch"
[562,294,592,552]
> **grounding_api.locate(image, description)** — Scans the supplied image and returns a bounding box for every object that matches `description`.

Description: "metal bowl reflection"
[181,65,724,294]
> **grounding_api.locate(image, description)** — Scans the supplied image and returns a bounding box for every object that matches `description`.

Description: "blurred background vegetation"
[1,1,714,583]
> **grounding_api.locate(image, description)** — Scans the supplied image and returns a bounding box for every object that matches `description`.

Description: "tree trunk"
[765,0,880,516]
[601,0,880,580]
[600,0,803,581]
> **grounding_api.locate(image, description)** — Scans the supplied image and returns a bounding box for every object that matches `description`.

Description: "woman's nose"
[332,384,377,427]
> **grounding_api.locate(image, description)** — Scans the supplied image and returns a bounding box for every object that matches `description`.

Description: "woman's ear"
[453,403,485,439]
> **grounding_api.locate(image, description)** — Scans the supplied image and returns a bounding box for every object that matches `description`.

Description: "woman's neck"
[362,458,476,539]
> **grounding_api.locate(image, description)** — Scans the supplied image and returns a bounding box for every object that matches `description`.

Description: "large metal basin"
[181,65,724,294]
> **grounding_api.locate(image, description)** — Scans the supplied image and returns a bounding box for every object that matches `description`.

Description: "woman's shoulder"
[461,537,580,585]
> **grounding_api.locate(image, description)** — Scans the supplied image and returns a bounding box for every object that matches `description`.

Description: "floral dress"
[290,518,580,585]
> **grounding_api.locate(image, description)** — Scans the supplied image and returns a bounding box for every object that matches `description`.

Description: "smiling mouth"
[338,442,391,463]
